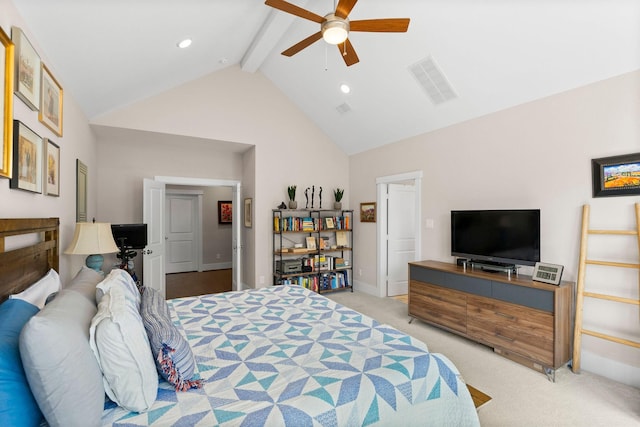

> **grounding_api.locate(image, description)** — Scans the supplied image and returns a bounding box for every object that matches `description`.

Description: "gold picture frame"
[244,198,252,228]
[10,120,42,193]
[0,27,14,179]
[39,63,63,136]
[44,138,60,196]
[360,202,376,223]
[11,27,40,111]
[76,159,87,222]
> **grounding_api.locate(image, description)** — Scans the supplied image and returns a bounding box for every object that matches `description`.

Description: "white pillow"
[89,285,157,412]
[96,269,140,309]
[10,269,61,309]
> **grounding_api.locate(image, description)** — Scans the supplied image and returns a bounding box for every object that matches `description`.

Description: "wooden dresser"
[409,260,574,380]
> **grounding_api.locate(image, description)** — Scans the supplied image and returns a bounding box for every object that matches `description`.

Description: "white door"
[143,178,166,297]
[165,194,198,274]
[387,183,416,296]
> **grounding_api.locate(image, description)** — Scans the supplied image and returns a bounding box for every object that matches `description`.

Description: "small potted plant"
[287,185,297,209]
[333,188,344,210]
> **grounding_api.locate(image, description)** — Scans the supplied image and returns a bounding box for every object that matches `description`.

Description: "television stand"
[469,260,518,279]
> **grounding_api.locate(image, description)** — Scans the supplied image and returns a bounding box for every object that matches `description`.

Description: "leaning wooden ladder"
[572,203,640,373]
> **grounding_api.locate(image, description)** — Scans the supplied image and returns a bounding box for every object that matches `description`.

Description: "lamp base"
[85,254,104,273]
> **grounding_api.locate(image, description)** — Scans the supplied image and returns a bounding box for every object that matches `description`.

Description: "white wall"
[92,66,350,288]
[0,0,98,282]
[350,70,640,387]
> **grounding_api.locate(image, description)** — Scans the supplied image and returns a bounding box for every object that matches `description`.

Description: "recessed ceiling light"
[340,83,351,94]
[177,38,192,49]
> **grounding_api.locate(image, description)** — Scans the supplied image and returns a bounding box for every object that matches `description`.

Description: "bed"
[0,218,480,427]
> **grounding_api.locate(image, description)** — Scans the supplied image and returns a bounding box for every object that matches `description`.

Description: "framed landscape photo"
[360,202,376,223]
[11,27,40,111]
[592,152,640,198]
[44,138,59,196]
[244,198,252,228]
[10,120,42,193]
[39,63,63,136]
[0,26,14,179]
[218,200,232,224]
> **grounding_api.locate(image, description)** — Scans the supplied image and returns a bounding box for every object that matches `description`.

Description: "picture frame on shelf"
[76,159,87,222]
[218,200,232,224]
[244,198,252,228]
[11,27,40,111]
[39,63,63,136]
[0,26,14,179]
[360,202,376,223]
[592,152,640,198]
[305,236,316,250]
[10,120,42,193]
[44,138,59,196]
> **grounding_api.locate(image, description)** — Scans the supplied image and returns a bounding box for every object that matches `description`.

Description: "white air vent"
[409,56,457,105]
[336,102,351,114]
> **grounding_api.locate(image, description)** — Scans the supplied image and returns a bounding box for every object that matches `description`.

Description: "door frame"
[155,176,242,291]
[375,171,423,298]
[165,189,203,273]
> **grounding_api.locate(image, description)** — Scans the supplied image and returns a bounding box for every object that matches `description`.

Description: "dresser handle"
[496,311,515,320]
[427,294,443,301]
[496,333,515,342]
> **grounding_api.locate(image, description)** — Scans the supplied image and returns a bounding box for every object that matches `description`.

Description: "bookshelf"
[273,209,353,294]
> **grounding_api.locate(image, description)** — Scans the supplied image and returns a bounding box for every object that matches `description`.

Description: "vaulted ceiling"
[12,0,640,154]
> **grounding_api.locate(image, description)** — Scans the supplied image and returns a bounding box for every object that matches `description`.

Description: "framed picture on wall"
[0,26,14,179]
[360,202,376,223]
[44,138,60,196]
[39,63,63,136]
[218,200,232,224]
[11,27,40,111]
[76,159,87,222]
[10,120,42,193]
[244,198,252,228]
[592,152,640,198]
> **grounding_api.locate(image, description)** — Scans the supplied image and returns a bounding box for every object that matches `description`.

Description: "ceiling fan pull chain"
[325,44,328,71]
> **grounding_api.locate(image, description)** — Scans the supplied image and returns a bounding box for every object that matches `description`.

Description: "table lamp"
[64,222,119,273]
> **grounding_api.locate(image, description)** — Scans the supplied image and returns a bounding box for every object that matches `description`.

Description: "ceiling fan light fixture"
[322,14,349,45]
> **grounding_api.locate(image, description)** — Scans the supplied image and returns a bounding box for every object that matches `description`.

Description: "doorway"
[376,171,423,298]
[165,190,202,274]
[143,176,242,297]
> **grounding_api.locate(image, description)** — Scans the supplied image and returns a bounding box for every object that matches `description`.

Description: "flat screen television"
[111,224,148,249]
[451,209,540,267]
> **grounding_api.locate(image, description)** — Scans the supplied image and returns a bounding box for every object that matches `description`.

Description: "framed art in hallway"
[39,63,63,136]
[45,138,60,196]
[360,202,376,223]
[592,152,640,197]
[10,121,42,193]
[76,159,87,222]
[0,26,14,179]
[244,198,252,228]
[218,200,232,224]
[11,26,40,111]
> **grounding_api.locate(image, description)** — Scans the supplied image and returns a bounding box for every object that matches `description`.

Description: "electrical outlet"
[359,269,362,277]
[259,275,265,284]
[425,218,434,229]
[216,253,221,259]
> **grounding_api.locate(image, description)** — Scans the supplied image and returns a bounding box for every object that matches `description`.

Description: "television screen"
[451,209,540,266]
[111,224,148,249]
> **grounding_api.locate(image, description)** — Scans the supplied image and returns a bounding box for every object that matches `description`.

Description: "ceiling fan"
[264,0,410,66]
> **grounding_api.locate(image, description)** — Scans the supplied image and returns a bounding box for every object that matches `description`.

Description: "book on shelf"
[305,236,316,250]
[325,217,335,229]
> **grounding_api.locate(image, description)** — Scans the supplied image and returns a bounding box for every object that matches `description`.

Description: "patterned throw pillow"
[140,287,202,391]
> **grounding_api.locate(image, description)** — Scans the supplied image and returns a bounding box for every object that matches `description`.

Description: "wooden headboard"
[0,218,59,304]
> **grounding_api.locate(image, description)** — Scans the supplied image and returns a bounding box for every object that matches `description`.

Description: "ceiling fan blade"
[337,39,359,67]
[265,0,324,23]
[350,18,410,32]
[281,31,323,57]
[335,0,358,19]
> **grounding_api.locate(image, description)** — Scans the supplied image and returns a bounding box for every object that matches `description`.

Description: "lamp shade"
[64,222,119,255]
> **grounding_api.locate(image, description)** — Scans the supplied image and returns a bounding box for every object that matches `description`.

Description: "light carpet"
[327,290,640,426]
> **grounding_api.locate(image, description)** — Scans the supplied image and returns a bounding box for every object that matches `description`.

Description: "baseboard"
[201,262,232,271]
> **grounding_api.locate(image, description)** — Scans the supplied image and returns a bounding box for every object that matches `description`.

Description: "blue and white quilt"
[101,285,479,426]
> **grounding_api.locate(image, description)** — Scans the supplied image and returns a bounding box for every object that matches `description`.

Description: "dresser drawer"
[409,281,467,334]
[467,296,554,365]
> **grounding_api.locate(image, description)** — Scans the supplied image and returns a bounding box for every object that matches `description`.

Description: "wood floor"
[165,269,232,299]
